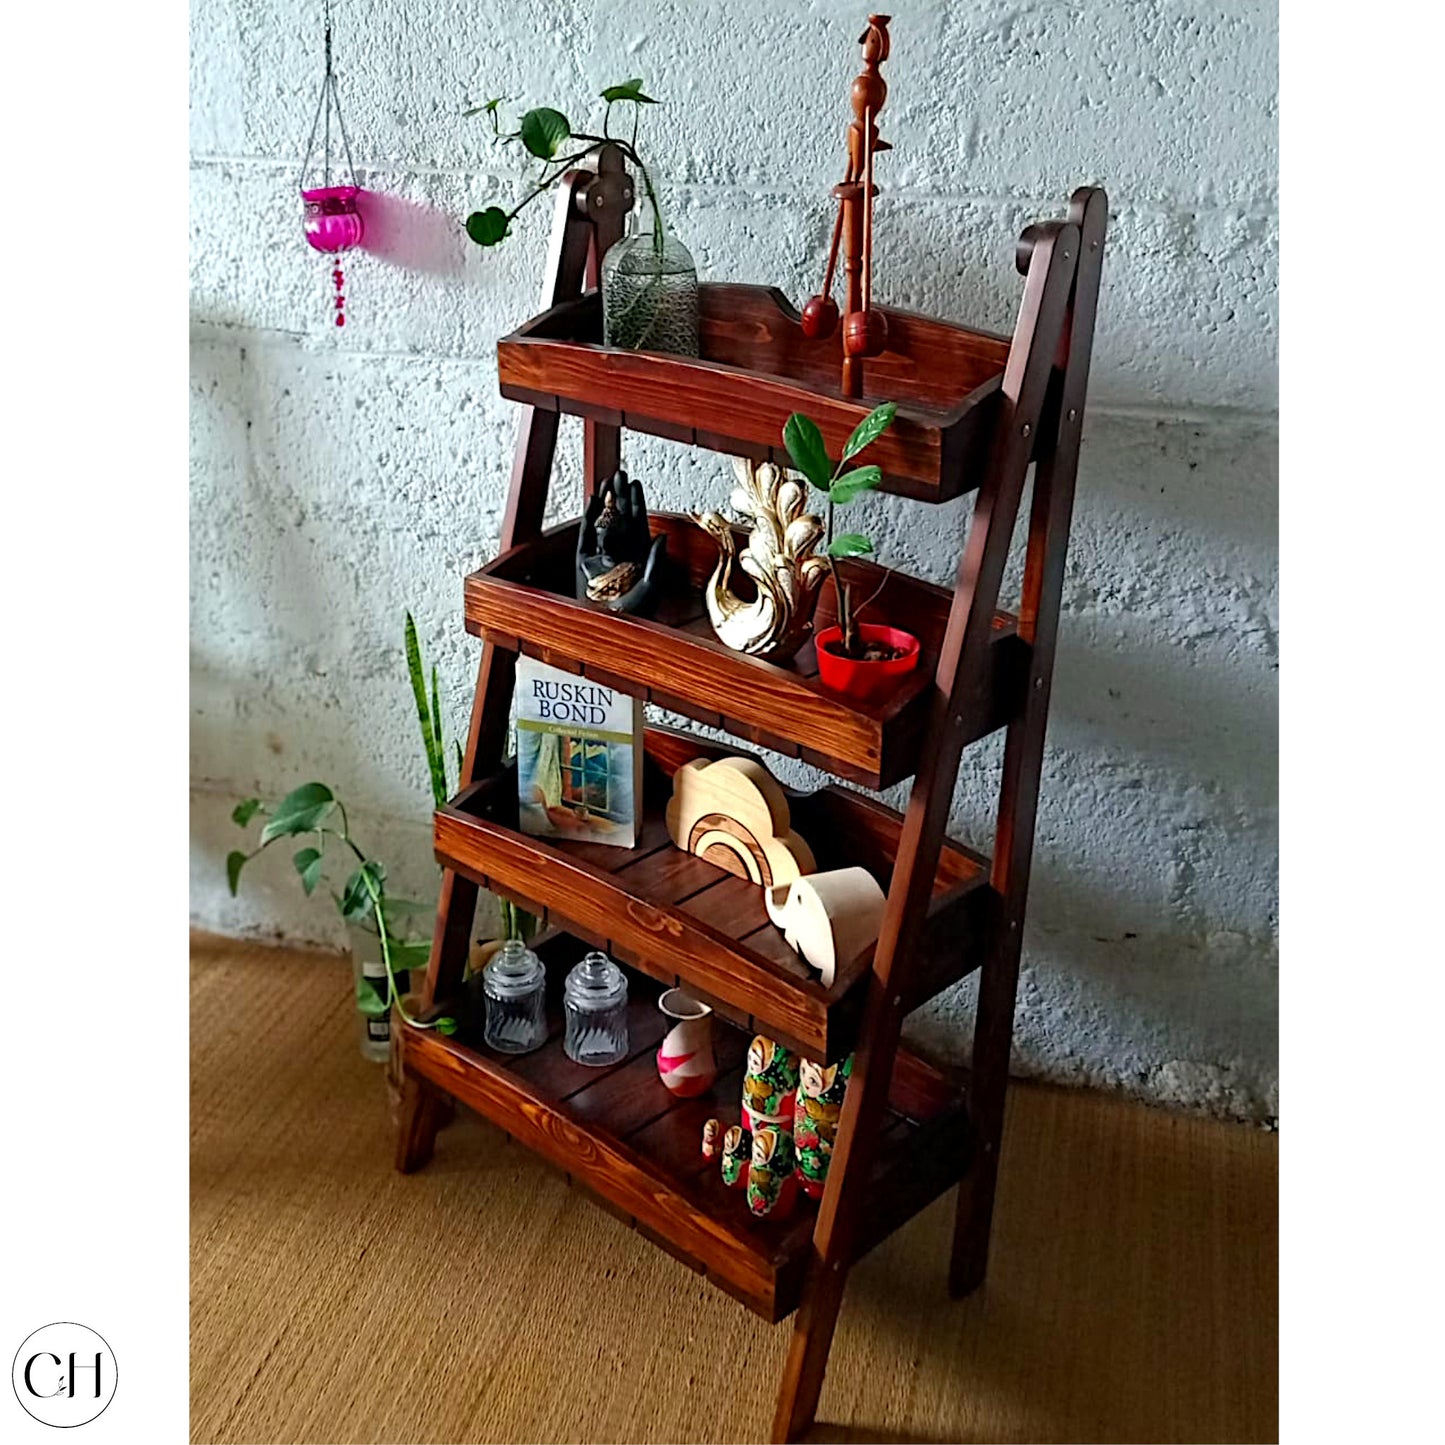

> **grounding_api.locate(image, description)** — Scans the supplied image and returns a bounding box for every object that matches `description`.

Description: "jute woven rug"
[191,932,1277,1444]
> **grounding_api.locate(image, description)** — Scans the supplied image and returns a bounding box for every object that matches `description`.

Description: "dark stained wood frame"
[393,148,1108,1444]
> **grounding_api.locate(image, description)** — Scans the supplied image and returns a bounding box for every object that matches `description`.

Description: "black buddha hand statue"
[575,471,667,615]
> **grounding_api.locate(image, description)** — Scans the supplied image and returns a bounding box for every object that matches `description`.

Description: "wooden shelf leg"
[771,216,1083,1441]
[949,186,1107,1298]
[392,166,604,1175]
[948,914,1023,1296]
[772,1260,849,1443]
[394,1076,447,1173]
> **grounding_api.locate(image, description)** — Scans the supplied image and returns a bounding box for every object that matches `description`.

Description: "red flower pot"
[814,624,920,703]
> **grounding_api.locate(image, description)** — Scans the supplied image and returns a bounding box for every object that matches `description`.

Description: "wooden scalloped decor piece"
[664,757,816,888]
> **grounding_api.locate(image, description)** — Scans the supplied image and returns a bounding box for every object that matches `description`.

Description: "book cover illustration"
[514,657,644,848]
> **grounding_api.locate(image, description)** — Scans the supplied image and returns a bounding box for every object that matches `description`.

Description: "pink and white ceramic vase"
[656,989,717,1098]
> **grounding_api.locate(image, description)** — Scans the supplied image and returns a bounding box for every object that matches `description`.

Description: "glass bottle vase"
[601,206,700,356]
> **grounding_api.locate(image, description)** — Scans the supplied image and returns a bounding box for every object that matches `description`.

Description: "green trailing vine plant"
[782,402,899,658]
[463,79,665,259]
[226,786,457,1036]
[224,615,545,1042]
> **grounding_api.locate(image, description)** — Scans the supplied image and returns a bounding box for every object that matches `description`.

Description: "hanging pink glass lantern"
[302,185,364,254]
[298,4,362,327]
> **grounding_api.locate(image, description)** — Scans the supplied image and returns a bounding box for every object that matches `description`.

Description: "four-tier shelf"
[394,147,1107,1442]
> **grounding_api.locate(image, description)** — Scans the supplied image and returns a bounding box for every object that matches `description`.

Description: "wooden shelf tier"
[466,513,1028,792]
[496,284,1013,502]
[401,934,973,1322]
[435,727,995,1064]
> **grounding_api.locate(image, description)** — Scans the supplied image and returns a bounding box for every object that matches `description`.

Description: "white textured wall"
[190,0,1277,1120]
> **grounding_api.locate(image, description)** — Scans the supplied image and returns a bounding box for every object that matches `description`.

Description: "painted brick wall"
[189,0,1278,1119]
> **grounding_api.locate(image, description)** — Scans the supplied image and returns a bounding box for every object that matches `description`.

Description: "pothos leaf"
[465,207,510,246]
[519,106,571,160]
[462,95,507,118]
[600,78,658,104]
[782,413,833,492]
[293,847,323,896]
[226,850,249,896]
[259,782,335,844]
[388,939,432,973]
[340,860,386,920]
[434,1016,458,1036]
[841,402,897,462]
[231,798,262,828]
[355,975,389,1017]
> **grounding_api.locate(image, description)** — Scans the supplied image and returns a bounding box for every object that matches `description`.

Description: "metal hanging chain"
[298,1,359,190]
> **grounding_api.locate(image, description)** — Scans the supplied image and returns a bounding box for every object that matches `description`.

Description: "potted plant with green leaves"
[227,785,457,1060]
[464,80,698,355]
[781,401,920,702]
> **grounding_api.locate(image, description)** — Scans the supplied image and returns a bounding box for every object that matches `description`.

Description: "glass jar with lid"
[482,939,548,1054]
[563,951,630,1066]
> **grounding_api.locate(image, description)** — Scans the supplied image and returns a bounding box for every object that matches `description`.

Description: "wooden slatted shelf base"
[497,284,1012,502]
[434,727,995,1063]
[401,935,973,1323]
[465,513,1028,791]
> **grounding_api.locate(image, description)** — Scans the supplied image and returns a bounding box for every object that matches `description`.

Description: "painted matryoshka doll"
[795,1053,852,1199]
[745,1126,799,1220]
[701,1118,722,1160]
[741,1035,801,1131]
[720,1124,752,1189]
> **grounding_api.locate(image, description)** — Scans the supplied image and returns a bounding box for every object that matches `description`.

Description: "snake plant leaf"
[259,782,335,844]
[430,663,446,782]
[293,847,323,896]
[231,798,262,828]
[841,402,897,462]
[519,106,571,160]
[783,413,833,492]
[829,465,882,505]
[355,975,389,1017]
[826,532,875,559]
[405,612,447,808]
[226,850,249,896]
[340,860,386,920]
[465,207,510,246]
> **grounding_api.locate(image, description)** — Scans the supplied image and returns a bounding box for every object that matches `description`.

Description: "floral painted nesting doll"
[794,1053,852,1199]
[742,1035,801,1131]
[720,1124,752,1189]
[745,1125,798,1220]
[701,1117,722,1160]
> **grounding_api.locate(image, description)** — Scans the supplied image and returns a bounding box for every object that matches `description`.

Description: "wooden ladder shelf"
[394,149,1107,1443]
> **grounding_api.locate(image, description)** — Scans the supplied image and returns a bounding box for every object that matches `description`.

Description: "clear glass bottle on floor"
[482,939,548,1054]
[349,924,408,1064]
[563,951,630,1066]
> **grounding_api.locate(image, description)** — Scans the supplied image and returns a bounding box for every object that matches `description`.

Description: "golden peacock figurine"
[695,456,831,662]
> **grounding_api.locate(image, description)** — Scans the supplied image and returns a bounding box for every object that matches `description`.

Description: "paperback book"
[514,657,644,848]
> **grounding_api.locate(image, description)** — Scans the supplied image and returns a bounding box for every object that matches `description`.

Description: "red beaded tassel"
[332,262,346,327]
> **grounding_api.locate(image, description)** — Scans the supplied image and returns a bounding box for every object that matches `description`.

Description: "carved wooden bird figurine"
[696,457,830,662]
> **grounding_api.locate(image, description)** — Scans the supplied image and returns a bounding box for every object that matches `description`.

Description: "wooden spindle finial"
[801,15,894,386]
[851,15,891,131]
